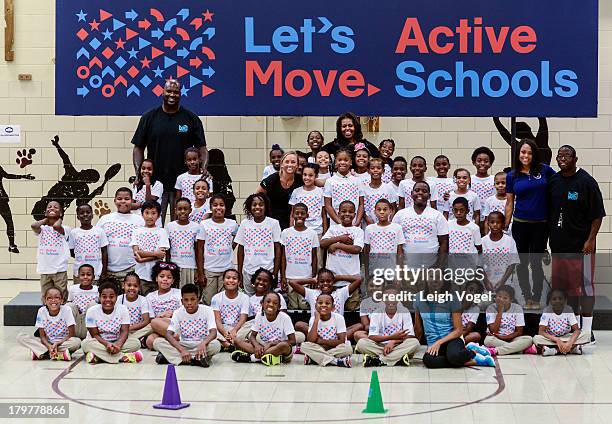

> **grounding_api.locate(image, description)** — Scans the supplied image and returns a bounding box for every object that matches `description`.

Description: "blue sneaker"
[473,353,495,367]
[466,342,491,357]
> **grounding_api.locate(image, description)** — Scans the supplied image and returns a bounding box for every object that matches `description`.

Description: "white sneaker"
[542,346,558,356]
[570,345,583,355]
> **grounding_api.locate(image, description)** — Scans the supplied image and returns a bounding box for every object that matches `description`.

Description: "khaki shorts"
[180,268,197,288]
[40,271,68,301]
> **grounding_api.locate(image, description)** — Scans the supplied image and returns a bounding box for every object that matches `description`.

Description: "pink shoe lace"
[523,345,537,355]
[487,347,497,356]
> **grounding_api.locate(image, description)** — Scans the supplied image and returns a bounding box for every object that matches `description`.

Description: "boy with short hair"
[153,284,221,367]
[70,203,108,284]
[97,187,145,285]
[166,197,202,287]
[130,200,170,294]
[32,200,71,300]
[281,203,319,309]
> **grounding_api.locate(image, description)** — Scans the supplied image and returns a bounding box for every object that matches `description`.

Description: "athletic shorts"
[551,254,595,297]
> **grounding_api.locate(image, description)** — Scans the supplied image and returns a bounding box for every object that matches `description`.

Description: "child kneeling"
[232,292,295,366]
[356,285,419,367]
[17,287,80,360]
[81,282,143,364]
[301,293,353,367]
[153,284,220,367]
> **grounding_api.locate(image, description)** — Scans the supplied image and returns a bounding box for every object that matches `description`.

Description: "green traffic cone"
[362,370,388,414]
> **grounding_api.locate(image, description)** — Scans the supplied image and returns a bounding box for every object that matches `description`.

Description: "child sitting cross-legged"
[231,292,296,366]
[153,284,221,367]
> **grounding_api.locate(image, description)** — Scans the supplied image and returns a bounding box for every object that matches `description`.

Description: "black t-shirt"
[321,138,380,158]
[131,106,206,189]
[260,173,304,230]
[548,168,605,252]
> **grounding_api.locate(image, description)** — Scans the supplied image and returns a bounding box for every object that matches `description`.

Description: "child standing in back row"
[130,201,170,295]
[471,147,496,232]
[445,168,481,223]
[306,131,324,163]
[32,200,71,300]
[166,198,202,287]
[189,179,211,224]
[427,155,455,214]
[363,158,398,227]
[175,147,205,205]
[131,159,163,227]
[378,139,395,184]
[399,156,438,210]
[323,149,364,226]
[483,172,508,234]
[263,144,284,179]
[69,203,108,284]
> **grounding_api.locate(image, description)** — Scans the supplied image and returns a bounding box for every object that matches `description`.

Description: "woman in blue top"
[414,278,494,368]
[505,139,556,310]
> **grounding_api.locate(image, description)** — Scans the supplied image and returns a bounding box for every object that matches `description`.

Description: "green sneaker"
[401,353,411,366]
[261,353,282,366]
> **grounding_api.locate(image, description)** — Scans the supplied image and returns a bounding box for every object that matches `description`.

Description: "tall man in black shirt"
[548,145,605,341]
[132,79,207,224]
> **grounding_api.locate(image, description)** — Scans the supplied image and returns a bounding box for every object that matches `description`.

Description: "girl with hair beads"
[117,273,152,345]
[533,289,590,356]
[398,156,438,210]
[145,261,182,349]
[484,285,535,356]
[262,144,284,179]
[67,264,99,339]
[189,179,211,224]
[212,269,250,350]
[82,281,143,364]
[235,193,281,295]
[351,143,371,187]
[131,158,163,227]
[378,139,395,184]
[175,147,212,205]
[232,292,296,365]
[17,287,80,361]
[445,168,481,223]
[302,293,353,367]
[323,149,364,226]
[306,131,324,163]
[427,155,455,214]
[32,200,70,301]
[197,194,239,304]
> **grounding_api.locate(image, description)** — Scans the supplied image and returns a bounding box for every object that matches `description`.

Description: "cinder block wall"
[0,2,611,282]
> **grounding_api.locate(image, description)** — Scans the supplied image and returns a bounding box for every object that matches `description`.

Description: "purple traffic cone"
[153,364,190,410]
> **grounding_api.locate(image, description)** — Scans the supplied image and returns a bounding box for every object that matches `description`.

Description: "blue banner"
[56,0,598,116]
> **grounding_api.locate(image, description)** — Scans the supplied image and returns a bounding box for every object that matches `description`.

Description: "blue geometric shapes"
[202,66,215,77]
[127,85,141,96]
[203,27,215,40]
[189,37,202,51]
[163,57,176,69]
[125,9,138,21]
[76,10,87,22]
[114,56,127,68]
[151,28,164,39]
[189,75,202,88]
[127,47,138,59]
[102,66,115,78]
[140,75,152,87]
[177,48,189,58]
[112,18,126,31]
[152,66,164,78]
[77,86,89,97]
[101,28,113,40]
[89,75,103,88]
[76,47,90,59]
[138,37,151,49]
[180,86,189,96]
[177,8,189,21]
[89,37,101,50]
[164,18,177,32]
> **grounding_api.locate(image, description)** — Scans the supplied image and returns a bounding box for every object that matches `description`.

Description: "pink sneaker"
[523,345,537,355]
[294,344,302,355]
[486,347,497,357]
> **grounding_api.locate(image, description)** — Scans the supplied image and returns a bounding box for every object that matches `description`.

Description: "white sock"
[250,354,258,362]
[331,358,339,365]
[542,346,558,356]
[575,315,582,328]
[582,316,593,333]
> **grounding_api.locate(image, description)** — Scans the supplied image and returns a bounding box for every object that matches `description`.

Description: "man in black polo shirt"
[132,79,207,224]
[548,145,605,343]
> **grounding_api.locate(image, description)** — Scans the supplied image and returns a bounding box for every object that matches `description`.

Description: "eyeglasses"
[159,262,177,270]
[556,154,575,160]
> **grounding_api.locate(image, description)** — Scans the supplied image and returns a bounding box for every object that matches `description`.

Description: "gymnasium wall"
[0,1,610,280]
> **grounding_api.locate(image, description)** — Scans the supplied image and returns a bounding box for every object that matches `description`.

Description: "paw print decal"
[16,148,36,168]
[94,200,111,218]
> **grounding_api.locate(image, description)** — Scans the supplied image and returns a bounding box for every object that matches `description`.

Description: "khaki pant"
[533,332,590,347]
[67,302,96,339]
[140,280,156,296]
[484,335,533,356]
[179,268,196,288]
[242,270,256,296]
[301,341,353,366]
[356,338,420,366]
[107,267,136,290]
[40,271,68,301]
[345,286,361,311]
[287,280,309,310]
[130,324,153,341]
[17,333,81,357]
[153,338,221,365]
[237,320,305,344]
[81,337,141,363]
[202,270,225,305]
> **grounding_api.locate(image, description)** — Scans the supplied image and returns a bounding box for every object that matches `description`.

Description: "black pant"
[422,338,475,368]
[160,190,176,227]
[512,221,549,302]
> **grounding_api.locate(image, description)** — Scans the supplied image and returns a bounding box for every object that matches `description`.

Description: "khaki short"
[179,268,197,288]
[40,271,68,301]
